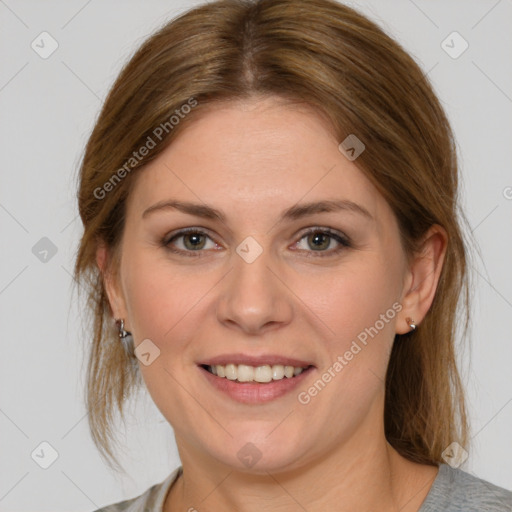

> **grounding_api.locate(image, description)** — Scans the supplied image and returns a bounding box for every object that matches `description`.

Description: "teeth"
[206,363,308,382]
[272,365,285,380]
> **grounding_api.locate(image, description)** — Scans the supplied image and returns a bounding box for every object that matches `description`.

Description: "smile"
[203,363,310,382]
[198,364,315,404]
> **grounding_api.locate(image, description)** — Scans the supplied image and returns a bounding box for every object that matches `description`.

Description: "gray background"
[0,0,511,510]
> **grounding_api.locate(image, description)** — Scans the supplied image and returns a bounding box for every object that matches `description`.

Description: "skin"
[97,95,447,512]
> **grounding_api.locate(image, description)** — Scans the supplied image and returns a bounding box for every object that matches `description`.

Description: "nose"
[216,244,294,335]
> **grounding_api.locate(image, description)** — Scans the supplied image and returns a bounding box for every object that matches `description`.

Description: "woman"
[74,0,512,510]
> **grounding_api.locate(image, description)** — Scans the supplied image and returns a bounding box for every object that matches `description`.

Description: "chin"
[203,434,313,475]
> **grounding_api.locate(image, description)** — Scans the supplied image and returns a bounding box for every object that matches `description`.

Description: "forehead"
[125,97,389,225]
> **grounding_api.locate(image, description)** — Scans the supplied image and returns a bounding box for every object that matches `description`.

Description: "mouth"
[197,362,316,404]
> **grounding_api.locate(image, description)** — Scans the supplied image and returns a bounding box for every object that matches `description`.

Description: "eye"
[163,228,219,256]
[162,226,351,258]
[292,228,351,257]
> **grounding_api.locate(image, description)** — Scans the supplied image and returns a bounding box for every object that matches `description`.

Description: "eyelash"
[161,227,351,258]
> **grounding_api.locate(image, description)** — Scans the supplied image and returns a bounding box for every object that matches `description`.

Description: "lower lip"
[198,365,315,404]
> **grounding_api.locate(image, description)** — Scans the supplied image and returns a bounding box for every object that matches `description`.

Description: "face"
[102,96,415,473]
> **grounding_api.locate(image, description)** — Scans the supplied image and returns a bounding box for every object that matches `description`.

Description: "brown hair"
[73,0,471,473]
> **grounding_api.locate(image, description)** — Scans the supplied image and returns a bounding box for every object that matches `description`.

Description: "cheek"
[121,249,193,350]
[121,255,211,422]
[122,250,223,369]
[296,256,401,348]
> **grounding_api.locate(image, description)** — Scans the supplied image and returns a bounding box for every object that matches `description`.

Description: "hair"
[73,0,471,473]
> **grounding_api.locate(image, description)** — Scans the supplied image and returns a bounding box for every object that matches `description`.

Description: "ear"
[96,241,129,327]
[396,225,448,334]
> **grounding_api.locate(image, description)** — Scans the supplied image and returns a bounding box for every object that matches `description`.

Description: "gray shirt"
[92,463,512,511]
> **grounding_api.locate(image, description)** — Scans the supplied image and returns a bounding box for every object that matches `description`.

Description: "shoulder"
[90,467,182,512]
[420,463,512,512]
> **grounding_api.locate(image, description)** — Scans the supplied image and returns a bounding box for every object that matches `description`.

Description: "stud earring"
[405,317,417,332]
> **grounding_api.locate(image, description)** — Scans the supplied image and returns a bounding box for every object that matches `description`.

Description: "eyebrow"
[142,199,373,222]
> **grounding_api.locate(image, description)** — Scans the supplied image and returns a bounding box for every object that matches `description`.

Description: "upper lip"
[197,354,315,368]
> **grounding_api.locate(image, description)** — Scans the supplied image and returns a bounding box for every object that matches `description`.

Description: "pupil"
[185,233,204,250]
[309,232,329,250]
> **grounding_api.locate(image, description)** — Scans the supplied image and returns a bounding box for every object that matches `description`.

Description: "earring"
[115,318,136,359]
[405,317,417,332]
